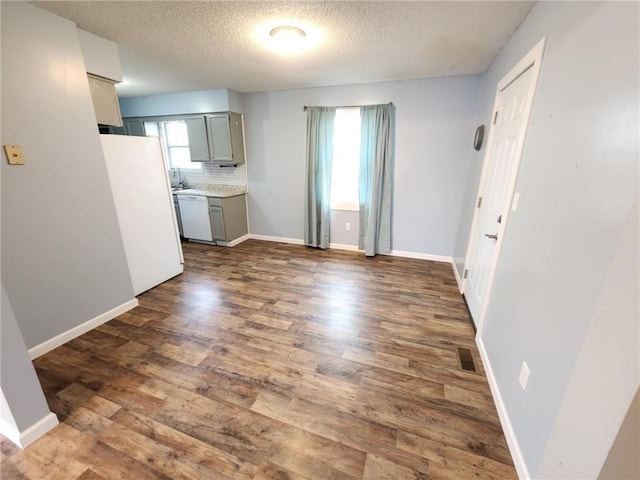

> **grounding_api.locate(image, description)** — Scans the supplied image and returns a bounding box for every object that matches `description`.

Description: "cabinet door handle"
[484,233,499,241]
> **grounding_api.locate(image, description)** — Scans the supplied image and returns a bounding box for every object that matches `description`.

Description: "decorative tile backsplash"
[169,163,247,189]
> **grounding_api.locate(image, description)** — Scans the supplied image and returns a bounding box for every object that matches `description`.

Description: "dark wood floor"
[1,240,516,479]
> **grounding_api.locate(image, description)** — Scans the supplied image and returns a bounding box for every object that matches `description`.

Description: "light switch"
[4,145,25,165]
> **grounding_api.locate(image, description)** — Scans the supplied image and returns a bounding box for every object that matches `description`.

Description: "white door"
[463,39,546,332]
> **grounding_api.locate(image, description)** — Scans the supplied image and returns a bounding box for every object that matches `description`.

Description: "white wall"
[1,2,135,348]
[453,2,638,477]
[243,76,479,257]
[78,28,122,82]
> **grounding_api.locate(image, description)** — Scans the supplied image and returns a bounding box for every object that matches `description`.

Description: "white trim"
[388,250,452,263]
[18,413,59,448]
[462,37,546,334]
[27,298,138,359]
[476,337,530,479]
[218,233,250,247]
[452,260,464,293]
[248,234,305,245]
[0,412,59,449]
[329,243,361,252]
[248,235,454,262]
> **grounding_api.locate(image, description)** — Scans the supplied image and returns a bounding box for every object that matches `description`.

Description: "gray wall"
[452,1,638,477]
[242,76,479,256]
[119,88,231,117]
[1,285,53,434]
[1,2,135,348]
[330,210,359,247]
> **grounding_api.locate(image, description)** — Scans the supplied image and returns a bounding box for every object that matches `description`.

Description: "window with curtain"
[305,103,393,256]
[359,104,393,256]
[330,108,361,211]
[304,107,336,249]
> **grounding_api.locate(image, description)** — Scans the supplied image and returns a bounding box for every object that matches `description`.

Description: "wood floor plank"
[362,453,427,480]
[252,460,310,480]
[3,424,94,480]
[106,409,257,479]
[3,240,516,479]
[77,439,173,480]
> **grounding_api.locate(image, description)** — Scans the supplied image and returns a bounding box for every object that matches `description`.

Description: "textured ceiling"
[30,1,535,97]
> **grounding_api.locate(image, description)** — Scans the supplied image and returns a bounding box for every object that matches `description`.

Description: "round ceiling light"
[270,26,306,41]
[268,25,307,55]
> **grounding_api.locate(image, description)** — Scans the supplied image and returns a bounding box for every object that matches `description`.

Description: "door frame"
[462,38,547,335]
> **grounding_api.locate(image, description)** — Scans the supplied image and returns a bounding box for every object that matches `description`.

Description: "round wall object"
[473,124,485,151]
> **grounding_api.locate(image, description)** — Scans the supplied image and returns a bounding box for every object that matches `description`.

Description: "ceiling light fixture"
[270,26,306,41]
[268,25,307,55]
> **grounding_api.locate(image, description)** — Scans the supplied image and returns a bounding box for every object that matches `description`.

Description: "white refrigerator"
[100,135,183,295]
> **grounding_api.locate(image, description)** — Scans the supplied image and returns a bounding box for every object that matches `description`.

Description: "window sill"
[331,203,359,212]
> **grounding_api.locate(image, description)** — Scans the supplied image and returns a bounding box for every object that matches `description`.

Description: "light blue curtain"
[359,104,393,256]
[304,107,336,249]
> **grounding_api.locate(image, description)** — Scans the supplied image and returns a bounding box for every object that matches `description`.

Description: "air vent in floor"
[457,347,476,372]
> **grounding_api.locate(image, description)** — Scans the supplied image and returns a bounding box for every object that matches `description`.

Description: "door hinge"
[477,197,483,208]
[493,110,499,124]
[463,269,469,279]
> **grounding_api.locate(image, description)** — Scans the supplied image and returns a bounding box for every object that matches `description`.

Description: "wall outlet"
[519,361,530,390]
[345,222,351,231]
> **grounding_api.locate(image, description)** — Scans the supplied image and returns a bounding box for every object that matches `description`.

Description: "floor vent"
[457,347,476,372]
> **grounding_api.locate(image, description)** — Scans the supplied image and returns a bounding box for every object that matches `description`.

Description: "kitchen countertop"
[173,187,246,198]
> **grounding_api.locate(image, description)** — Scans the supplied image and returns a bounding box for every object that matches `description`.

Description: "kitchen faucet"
[172,167,186,188]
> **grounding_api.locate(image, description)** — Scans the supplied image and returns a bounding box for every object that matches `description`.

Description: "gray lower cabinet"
[209,206,225,240]
[207,194,248,242]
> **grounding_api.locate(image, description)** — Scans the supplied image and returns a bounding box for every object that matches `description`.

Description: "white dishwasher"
[177,195,212,241]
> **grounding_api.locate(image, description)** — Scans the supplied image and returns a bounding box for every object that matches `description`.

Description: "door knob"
[484,233,499,241]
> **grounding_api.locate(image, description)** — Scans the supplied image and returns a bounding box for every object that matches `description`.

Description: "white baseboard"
[225,233,251,247]
[388,250,453,263]
[248,234,305,245]
[452,260,464,293]
[329,242,361,252]
[0,412,58,449]
[19,413,59,448]
[27,298,139,360]
[248,235,454,262]
[476,336,530,479]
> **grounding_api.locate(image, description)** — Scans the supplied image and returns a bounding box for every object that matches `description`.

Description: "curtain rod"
[303,102,393,111]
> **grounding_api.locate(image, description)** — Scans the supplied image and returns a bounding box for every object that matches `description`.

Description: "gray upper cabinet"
[123,112,245,165]
[207,114,233,162]
[185,112,245,164]
[124,118,145,136]
[185,116,210,162]
[228,112,245,165]
[205,112,245,165]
